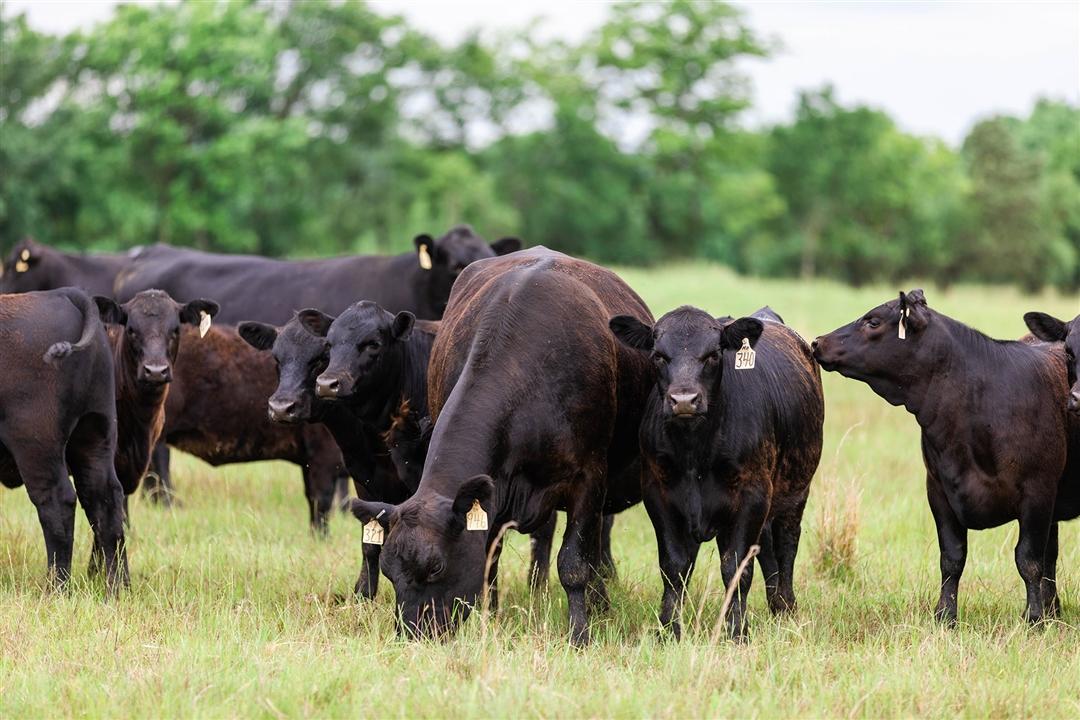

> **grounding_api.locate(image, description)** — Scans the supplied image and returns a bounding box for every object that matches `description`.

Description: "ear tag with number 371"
[199,311,212,339]
[363,509,386,545]
[734,338,756,370]
[466,500,488,531]
[898,308,908,340]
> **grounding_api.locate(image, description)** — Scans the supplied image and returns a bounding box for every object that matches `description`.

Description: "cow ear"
[179,299,220,326]
[490,237,522,256]
[899,289,929,334]
[452,474,494,520]
[390,311,415,341]
[1024,312,1068,343]
[720,317,764,351]
[414,234,435,270]
[297,308,335,337]
[239,321,278,351]
[609,315,654,351]
[94,296,127,326]
[350,499,395,531]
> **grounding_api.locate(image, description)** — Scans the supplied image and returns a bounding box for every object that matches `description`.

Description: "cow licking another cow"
[2,235,1078,645]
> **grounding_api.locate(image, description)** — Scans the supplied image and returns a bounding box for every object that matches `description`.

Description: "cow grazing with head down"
[0,288,128,591]
[351,248,653,645]
[1025,311,1080,413]
[610,306,823,640]
[813,290,1080,624]
[1,238,136,296]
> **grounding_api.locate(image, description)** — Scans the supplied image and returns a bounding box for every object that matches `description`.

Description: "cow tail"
[43,288,101,365]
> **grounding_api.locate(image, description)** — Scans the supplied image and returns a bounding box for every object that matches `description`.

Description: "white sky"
[6,0,1079,145]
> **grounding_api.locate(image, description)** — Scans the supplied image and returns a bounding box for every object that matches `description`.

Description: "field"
[1,265,1078,718]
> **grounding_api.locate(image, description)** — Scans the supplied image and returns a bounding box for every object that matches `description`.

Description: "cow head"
[95,290,219,389]
[610,306,763,423]
[239,312,332,424]
[811,289,931,406]
[352,474,493,638]
[414,225,521,316]
[0,238,49,293]
[313,301,414,401]
[1025,311,1080,413]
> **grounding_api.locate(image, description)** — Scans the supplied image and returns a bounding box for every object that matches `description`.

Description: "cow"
[609,306,824,640]
[161,323,347,534]
[351,247,654,646]
[0,238,135,296]
[812,290,1080,624]
[115,226,522,324]
[0,288,128,591]
[1024,311,1080,412]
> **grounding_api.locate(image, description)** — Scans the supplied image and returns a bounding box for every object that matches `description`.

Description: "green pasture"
[1,265,1078,718]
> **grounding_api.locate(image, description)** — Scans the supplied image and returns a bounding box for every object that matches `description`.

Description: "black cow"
[0,288,127,590]
[115,226,521,324]
[1025,311,1080,412]
[0,238,135,295]
[610,306,824,639]
[352,248,654,645]
[813,290,1080,624]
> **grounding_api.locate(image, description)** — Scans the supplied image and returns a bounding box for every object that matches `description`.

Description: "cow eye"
[865,318,881,329]
[703,351,720,365]
[652,353,669,366]
[427,561,445,583]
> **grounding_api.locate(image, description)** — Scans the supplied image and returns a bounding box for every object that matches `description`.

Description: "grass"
[1,265,1079,718]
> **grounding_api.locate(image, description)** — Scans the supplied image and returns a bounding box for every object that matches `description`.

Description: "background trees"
[1,1,1075,290]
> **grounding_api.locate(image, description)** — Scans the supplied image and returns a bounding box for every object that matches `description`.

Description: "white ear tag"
[199,311,212,338]
[363,509,386,545]
[898,309,908,340]
[20,249,30,261]
[734,338,756,370]
[418,244,432,270]
[466,500,488,531]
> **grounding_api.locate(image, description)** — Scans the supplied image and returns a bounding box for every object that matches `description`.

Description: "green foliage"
[0,1,1073,289]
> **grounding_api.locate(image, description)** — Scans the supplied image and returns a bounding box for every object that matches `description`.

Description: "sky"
[6,0,1079,145]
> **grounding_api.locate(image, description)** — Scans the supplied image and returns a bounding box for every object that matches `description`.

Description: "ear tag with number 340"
[199,311,212,339]
[466,500,488,531]
[363,509,386,545]
[734,338,756,370]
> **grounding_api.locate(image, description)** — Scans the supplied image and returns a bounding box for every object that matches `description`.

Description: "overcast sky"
[7,0,1079,145]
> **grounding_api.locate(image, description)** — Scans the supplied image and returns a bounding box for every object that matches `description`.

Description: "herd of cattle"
[0,228,1077,645]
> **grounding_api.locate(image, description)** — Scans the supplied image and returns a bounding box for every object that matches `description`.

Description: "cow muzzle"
[668,392,704,417]
[316,375,343,399]
[268,397,301,423]
[1068,390,1080,414]
[140,363,171,385]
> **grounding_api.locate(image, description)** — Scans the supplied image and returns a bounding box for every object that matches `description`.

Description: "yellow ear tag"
[898,308,908,340]
[418,243,433,270]
[734,338,756,370]
[20,249,30,261]
[199,311,212,339]
[466,500,488,531]
[14,260,29,273]
[363,518,384,545]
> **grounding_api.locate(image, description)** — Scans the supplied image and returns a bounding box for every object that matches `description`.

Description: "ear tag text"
[466,500,488,531]
[199,311,212,339]
[898,308,908,340]
[418,243,433,270]
[363,509,386,545]
[734,338,756,370]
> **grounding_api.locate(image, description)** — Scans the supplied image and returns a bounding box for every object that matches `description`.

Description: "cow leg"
[756,522,782,614]
[142,442,174,507]
[769,501,808,615]
[333,471,352,514]
[557,466,607,647]
[528,512,556,593]
[20,453,77,590]
[719,489,770,641]
[644,485,699,641]
[484,533,505,613]
[1016,506,1052,624]
[1043,522,1059,617]
[599,514,617,579]
[301,461,336,539]
[927,473,967,625]
[68,425,129,594]
[354,543,381,600]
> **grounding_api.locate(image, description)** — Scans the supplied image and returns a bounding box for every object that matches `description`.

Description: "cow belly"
[943,477,1018,530]
[167,431,301,467]
[0,442,22,489]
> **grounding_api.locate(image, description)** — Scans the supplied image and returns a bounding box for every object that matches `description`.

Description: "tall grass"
[1,266,1078,718]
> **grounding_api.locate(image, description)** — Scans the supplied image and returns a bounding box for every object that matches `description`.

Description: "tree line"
[1,1,1077,290]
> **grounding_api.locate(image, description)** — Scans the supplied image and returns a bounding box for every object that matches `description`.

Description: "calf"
[610,306,823,639]
[351,248,653,645]
[162,324,347,534]
[813,290,1079,624]
[1025,311,1080,413]
[0,288,127,590]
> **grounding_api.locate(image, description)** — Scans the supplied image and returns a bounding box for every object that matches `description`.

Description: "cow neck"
[113,335,169,430]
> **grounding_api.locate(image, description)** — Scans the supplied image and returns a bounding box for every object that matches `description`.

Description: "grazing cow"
[1025,311,1080,412]
[162,324,347,534]
[610,306,824,639]
[351,248,653,645]
[0,288,127,590]
[813,290,1080,624]
[0,238,135,295]
[115,226,522,323]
